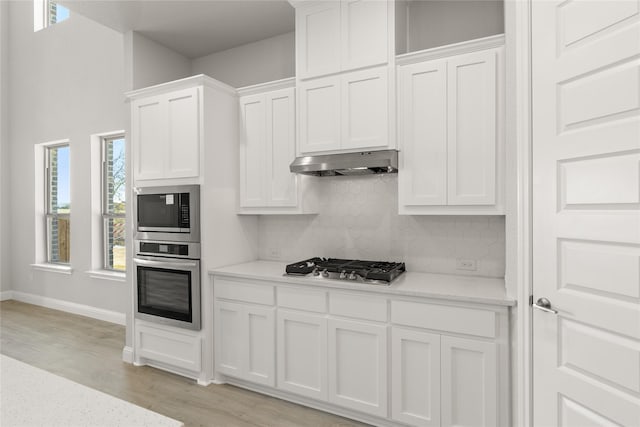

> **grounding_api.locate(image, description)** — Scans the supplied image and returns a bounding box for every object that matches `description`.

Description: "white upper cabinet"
[398,36,505,215]
[131,86,200,182]
[296,0,390,80]
[238,79,318,214]
[298,65,391,155]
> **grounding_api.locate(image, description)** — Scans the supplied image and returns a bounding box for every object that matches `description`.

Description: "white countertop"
[209,260,515,307]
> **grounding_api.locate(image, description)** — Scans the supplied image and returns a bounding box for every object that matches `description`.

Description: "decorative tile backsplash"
[258,175,505,277]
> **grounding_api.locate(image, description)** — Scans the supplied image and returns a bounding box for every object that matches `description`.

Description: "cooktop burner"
[285,257,405,285]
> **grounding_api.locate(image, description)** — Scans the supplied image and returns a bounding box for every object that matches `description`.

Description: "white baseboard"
[10,291,126,325]
[0,291,13,301]
[122,346,134,364]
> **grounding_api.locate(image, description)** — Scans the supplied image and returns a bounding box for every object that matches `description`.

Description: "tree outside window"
[103,136,126,271]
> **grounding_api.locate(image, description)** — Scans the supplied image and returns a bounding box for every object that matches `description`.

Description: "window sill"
[30,263,73,275]
[86,270,126,282]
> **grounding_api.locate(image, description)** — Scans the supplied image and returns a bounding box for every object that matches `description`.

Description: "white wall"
[192,32,294,88]
[404,1,504,53]
[7,2,128,313]
[0,1,9,295]
[259,175,505,278]
[127,31,192,90]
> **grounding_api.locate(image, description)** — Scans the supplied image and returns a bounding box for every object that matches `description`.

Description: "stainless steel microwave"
[134,185,200,242]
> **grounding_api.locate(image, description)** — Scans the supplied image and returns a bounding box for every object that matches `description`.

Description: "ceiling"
[60,0,295,59]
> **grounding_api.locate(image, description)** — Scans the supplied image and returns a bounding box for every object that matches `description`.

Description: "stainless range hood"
[290,150,398,177]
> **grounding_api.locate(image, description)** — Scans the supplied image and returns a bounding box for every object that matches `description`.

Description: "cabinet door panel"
[246,306,275,386]
[215,301,244,377]
[239,94,268,207]
[399,60,448,206]
[391,328,441,426]
[277,310,328,400]
[341,67,388,150]
[296,2,341,79]
[341,0,389,71]
[133,96,165,181]
[441,336,497,427]
[328,318,388,417]
[166,87,200,179]
[299,76,341,153]
[447,50,497,205]
[266,88,297,207]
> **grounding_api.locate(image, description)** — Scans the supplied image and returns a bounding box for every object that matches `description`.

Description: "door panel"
[296,2,341,79]
[447,49,498,206]
[341,0,388,71]
[239,94,267,207]
[532,1,640,426]
[266,88,297,207]
[299,76,341,153]
[398,59,448,206]
[277,310,328,400]
[166,87,199,178]
[133,97,165,181]
[246,306,275,386]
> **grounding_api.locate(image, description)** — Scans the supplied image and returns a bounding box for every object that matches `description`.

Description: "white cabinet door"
[132,95,165,181]
[214,300,275,386]
[328,318,388,417]
[266,88,297,207]
[215,301,244,378]
[398,60,448,206]
[296,1,341,79]
[239,94,268,207]
[447,49,497,205]
[341,0,388,71]
[441,335,497,427]
[341,66,388,150]
[132,86,200,182]
[245,305,275,386]
[391,327,441,427]
[277,310,328,400]
[298,76,341,154]
[165,87,200,179]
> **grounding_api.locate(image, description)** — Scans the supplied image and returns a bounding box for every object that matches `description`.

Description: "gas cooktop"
[285,257,405,285]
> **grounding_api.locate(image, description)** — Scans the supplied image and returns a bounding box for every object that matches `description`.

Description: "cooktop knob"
[312,268,320,276]
[348,271,357,280]
[321,269,329,278]
[339,270,347,279]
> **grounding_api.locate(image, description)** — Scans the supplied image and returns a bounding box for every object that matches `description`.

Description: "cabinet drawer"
[329,292,387,322]
[278,286,326,313]
[391,301,496,338]
[136,323,201,372]
[215,278,275,305]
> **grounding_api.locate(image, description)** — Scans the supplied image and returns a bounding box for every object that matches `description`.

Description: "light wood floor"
[0,300,366,427]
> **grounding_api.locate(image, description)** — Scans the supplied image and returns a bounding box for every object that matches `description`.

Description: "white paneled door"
[532,1,640,426]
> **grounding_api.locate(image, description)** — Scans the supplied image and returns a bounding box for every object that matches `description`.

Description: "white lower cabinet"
[277,310,328,400]
[214,300,275,386]
[135,321,202,374]
[391,328,441,426]
[328,318,388,417]
[441,336,497,427]
[212,277,509,427]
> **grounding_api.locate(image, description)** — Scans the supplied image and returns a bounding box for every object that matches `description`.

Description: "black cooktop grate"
[285,257,406,283]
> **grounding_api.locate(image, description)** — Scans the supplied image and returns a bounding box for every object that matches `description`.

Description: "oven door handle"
[133,258,199,269]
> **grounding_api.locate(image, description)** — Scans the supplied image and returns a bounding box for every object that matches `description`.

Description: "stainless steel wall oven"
[134,185,201,331]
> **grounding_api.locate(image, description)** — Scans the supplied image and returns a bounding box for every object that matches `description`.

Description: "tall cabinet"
[293,0,396,155]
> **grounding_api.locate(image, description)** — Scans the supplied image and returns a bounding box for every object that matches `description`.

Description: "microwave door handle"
[134,258,198,269]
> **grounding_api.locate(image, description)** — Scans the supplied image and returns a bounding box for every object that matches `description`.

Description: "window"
[102,135,126,271]
[45,144,70,264]
[34,0,69,32]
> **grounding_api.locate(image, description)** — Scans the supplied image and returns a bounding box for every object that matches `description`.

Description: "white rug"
[0,355,183,427]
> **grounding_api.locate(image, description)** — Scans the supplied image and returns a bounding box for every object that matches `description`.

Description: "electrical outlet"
[456,259,477,271]
[267,248,281,260]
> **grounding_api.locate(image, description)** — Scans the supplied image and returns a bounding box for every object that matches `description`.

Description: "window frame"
[34,0,70,32]
[101,134,126,272]
[44,142,70,265]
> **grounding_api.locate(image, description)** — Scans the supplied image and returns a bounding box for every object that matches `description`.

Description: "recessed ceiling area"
[60,0,295,59]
